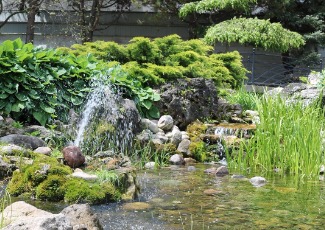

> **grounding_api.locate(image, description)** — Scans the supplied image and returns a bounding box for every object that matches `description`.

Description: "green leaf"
[142,100,152,110]
[148,106,160,119]
[28,90,40,99]
[40,103,56,114]
[0,93,9,99]
[15,93,28,101]
[12,102,25,112]
[2,40,14,52]
[5,103,12,113]
[33,111,48,126]
[71,95,83,105]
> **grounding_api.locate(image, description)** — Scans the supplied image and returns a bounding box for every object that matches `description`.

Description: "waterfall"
[73,78,133,155]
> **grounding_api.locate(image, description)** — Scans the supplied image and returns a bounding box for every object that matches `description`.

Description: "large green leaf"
[15,93,28,101]
[11,102,25,112]
[142,100,152,110]
[40,103,56,114]
[0,93,9,99]
[71,95,83,105]
[33,111,48,126]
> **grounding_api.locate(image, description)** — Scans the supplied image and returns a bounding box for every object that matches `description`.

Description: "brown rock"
[62,146,85,168]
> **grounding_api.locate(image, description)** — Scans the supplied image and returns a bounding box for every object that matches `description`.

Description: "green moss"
[64,178,121,204]
[36,175,66,201]
[7,170,28,196]
[187,121,209,162]
[189,141,208,162]
[7,153,72,197]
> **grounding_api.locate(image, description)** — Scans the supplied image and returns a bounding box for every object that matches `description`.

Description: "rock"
[177,139,191,155]
[250,176,267,187]
[231,174,246,179]
[141,118,160,134]
[187,166,196,171]
[157,115,174,131]
[169,154,185,165]
[145,161,156,169]
[320,165,325,174]
[152,133,169,144]
[0,156,16,179]
[94,150,115,158]
[23,125,52,138]
[34,147,52,156]
[156,78,219,129]
[122,202,151,211]
[0,134,46,150]
[72,168,98,181]
[1,201,103,230]
[0,144,24,155]
[204,167,217,174]
[184,157,197,164]
[215,166,229,177]
[120,99,142,134]
[181,131,189,140]
[60,203,103,230]
[0,201,72,230]
[170,126,182,147]
[62,145,85,168]
[203,189,222,196]
[136,129,152,143]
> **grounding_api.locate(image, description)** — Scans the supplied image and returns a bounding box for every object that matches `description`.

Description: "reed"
[0,190,11,228]
[224,86,259,111]
[228,94,325,179]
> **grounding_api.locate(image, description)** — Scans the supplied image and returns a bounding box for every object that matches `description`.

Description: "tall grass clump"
[228,94,325,179]
[0,190,11,228]
[223,86,259,111]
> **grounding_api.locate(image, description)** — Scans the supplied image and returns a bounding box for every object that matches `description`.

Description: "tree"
[179,0,305,53]
[141,0,206,39]
[70,0,132,43]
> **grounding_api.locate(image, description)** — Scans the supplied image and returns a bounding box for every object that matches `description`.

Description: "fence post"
[251,48,256,84]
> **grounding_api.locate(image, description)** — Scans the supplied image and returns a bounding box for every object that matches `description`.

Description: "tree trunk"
[25,0,39,44]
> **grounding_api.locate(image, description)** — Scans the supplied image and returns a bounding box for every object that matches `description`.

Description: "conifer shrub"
[61,34,248,89]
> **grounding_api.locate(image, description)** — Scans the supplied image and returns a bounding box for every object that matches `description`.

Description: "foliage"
[0,190,11,228]
[224,87,259,111]
[65,34,248,89]
[0,38,161,124]
[63,178,120,204]
[204,18,305,53]
[180,0,306,53]
[179,0,256,17]
[228,94,325,179]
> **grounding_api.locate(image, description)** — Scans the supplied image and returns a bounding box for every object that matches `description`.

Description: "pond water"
[94,164,325,229]
[4,164,325,229]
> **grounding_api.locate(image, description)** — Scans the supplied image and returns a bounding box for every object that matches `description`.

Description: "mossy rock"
[7,153,72,198]
[189,141,208,162]
[64,178,121,204]
[36,175,66,201]
[186,121,207,142]
[7,170,28,196]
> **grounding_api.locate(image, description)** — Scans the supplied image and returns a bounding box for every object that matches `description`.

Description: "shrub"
[64,34,248,89]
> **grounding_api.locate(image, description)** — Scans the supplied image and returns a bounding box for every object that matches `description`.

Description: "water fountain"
[72,78,133,155]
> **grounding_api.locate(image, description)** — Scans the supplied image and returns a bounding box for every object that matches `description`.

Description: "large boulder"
[1,201,104,230]
[155,78,219,129]
[0,134,46,150]
[62,145,85,168]
[60,203,103,230]
[1,201,72,230]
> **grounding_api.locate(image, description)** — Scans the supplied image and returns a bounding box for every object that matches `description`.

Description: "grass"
[0,190,11,228]
[227,93,325,179]
[223,86,260,111]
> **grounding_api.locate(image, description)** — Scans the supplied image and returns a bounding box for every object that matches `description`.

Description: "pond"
[4,163,325,229]
[94,164,325,229]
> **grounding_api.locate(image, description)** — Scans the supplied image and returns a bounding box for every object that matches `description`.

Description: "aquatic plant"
[228,94,325,178]
[223,86,259,111]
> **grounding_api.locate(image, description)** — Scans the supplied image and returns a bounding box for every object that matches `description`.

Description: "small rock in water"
[145,162,156,169]
[231,174,246,179]
[203,189,222,196]
[249,176,267,187]
[204,167,217,174]
[187,166,196,172]
[215,166,229,177]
